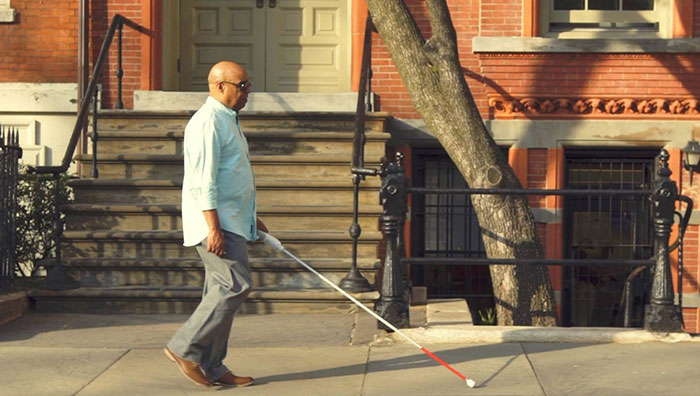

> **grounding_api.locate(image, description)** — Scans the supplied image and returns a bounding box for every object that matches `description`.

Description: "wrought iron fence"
[0,124,22,294]
[371,149,691,332]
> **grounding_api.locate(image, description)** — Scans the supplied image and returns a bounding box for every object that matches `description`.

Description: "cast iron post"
[375,153,409,330]
[644,149,683,332]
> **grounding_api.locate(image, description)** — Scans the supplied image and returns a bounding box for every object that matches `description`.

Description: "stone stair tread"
[97,129,390,140]
[62,229,383,241]
[68,178,382,188]
[30,286,379,301]
[97,109,390,119]
[61,257,377,269]
[63,203,383,214]
[75,153,383,164]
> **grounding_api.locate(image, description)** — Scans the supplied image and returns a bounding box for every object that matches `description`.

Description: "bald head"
[207,61,251,111]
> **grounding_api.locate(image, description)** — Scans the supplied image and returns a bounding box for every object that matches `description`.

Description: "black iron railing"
[0,125,22,294]
[28,14,149,290]
[341,14,378,293]
[375,149,691,332]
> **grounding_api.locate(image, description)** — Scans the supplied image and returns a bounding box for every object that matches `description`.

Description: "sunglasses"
[219,80,252,90]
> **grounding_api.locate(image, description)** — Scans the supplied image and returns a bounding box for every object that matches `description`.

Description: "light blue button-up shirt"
[182,96,257,246]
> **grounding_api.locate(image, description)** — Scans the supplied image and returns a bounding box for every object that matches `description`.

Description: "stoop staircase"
[31,111,391,313]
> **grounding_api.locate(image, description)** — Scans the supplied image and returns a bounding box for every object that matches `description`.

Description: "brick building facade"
[1,0,698,332]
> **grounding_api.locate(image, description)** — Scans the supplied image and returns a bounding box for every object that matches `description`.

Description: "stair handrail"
[340,15,378,293]
[350,15,378,177]
[28,14,150,291]
[31,14,150,176]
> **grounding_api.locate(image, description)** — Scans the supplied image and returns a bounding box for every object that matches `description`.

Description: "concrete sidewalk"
[0,309,699,396]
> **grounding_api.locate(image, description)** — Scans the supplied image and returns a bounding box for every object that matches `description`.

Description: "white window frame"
[539,0,673,38]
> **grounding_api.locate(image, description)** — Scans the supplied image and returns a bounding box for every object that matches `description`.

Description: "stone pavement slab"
[0,313,359,349]
[524,343,700,396]
[362,344,543,396]
[0,346,128,396]
[76,347,370,396]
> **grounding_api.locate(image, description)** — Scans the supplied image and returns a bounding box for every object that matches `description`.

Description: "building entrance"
[179,0,350,92]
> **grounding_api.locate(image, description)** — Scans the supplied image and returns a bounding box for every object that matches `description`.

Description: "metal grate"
[410,148,494,318]
[0,125,22,294]
[563,149,656,327]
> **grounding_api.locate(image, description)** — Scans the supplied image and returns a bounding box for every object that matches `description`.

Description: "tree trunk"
[367,0,557,326]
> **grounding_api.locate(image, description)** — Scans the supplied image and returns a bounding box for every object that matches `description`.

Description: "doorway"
[178,0,350,92]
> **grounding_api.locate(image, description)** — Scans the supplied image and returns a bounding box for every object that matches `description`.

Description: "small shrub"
[478,308,496,325]
[14,166,73,277]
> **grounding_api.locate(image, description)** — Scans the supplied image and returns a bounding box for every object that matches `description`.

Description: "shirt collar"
[206,96,238,117]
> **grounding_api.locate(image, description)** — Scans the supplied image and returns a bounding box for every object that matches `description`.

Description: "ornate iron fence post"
[375,153,409,330]
[644,149,683,332]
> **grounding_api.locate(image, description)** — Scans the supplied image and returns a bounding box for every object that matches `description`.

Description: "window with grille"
[410,148,495,323]
[563,148,657,327]
[540,0,672,38]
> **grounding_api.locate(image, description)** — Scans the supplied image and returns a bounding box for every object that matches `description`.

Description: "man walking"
[164,61,267,388]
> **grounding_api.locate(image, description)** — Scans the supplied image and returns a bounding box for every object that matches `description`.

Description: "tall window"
[541,0,672,38]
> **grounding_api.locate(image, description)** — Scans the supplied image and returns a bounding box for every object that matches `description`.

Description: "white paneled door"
[180,0,349,92]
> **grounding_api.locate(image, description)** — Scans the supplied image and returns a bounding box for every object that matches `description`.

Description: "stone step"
[61,230,382,259]
[75,153,383,180]
[92,130,390,158]
[64,204,382,232]
[94,111,390,133]
[30,286,380,314]
[56,257,378,288]
[69,178,382,206]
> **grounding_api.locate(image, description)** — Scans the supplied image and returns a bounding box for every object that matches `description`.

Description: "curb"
[372,324,700,345]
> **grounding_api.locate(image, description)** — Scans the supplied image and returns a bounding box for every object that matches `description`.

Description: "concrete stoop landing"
[31,110,391,313]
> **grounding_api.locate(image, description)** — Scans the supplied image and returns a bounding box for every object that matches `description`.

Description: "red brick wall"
[478,54,700,107]
[694,0,700,36]
[527,149,547,208]
[91,0,145,109]
[372,0,485,119]
[0,0,78,82]
[480,0,522,37]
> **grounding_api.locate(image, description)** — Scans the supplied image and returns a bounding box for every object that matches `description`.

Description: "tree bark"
[367,0,557,326]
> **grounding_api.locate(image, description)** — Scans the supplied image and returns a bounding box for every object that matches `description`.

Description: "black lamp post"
[682,140,700,184]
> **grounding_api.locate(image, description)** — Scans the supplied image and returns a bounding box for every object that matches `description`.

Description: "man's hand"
[206,227,226,257]
[203,209,225,257]
[257,217,268,234]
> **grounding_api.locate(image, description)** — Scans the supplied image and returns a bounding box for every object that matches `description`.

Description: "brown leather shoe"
[213,372,254,387]
[163,347,212,387]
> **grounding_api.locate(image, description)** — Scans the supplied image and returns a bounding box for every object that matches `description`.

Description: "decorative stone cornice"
[488,96,700,118]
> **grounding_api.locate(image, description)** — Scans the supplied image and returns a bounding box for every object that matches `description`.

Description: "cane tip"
[466,379,476,388]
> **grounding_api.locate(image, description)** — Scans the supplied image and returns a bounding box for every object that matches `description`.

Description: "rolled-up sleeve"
[187,118,221,210]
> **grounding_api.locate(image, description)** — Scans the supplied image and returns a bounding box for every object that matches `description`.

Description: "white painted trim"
[0,83,78,113]
[473,37,700,53]
[0,0,15,23]
[0,119,46,166]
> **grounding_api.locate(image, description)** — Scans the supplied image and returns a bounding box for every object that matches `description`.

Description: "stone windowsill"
[472,37,700,54]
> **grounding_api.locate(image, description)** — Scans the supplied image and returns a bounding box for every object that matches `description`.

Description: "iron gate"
[0,125,22,294]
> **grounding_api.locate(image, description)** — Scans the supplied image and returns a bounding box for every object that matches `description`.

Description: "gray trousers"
[167,231,252,381]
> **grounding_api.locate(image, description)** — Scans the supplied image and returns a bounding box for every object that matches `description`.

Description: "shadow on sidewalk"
[253,343,582,385]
